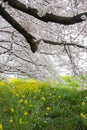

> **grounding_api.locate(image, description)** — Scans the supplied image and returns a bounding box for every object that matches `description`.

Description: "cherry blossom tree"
[0,0,87,79]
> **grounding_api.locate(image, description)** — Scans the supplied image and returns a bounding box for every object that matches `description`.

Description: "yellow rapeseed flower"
[0,124,3,130]
[58,95,61,98]
[46,107,51,111]
[24,100,28,105]
[19,99,23,103]
[9,119,13,123]
[85,96,87,99]
[22,95,25,98]
[41,96,46,101]
[80,113,86,118]
[45,112,48,116]
[81,101,85,106]
[38,89,41,92]
[29,104,33,107]
[19,118,23,124]
[49,93,52,96]
[10,108,14,113]
[15,93,19,97]
[24,111,28,116]
[33,96,36,99]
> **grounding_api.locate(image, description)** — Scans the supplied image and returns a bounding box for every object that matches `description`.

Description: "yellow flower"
[45,112,48,116]
[22,95,25,98]
[19,118,23,124]
[33,96,36,99]
[15,93,19,97]
[24,100,28,105]
[41,96,46,101]
[46,107,51,111]
[0,124,3,130]
[9,119,13,123]
[58,95,61,98]
[19,99,23,103]
[81,101,85,106]
[38,89,41,92]
[80,113,86,118]
[85,96,87,99]
[49,93,52,96]
[29,104,33,107]
[10,108,14,113]
[24,111,28,116]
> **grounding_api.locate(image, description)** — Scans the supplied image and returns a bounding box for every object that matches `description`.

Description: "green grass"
[0,77,87,130]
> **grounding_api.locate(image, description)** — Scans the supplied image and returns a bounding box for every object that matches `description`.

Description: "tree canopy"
[0,0,87,78]
[0,0,87,52]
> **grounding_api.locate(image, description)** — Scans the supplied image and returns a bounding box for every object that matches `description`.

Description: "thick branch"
[0,5,37,53]
[5,0,87,25]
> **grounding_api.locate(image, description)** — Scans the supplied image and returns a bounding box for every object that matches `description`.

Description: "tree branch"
[5,0,87,25]
[37,39,87,49]
[0,4,37,53]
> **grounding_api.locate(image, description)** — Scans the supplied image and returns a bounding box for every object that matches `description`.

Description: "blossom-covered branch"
[4,0,87,25]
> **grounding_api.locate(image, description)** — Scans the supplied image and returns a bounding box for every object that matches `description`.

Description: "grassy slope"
[0,77,87,130]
